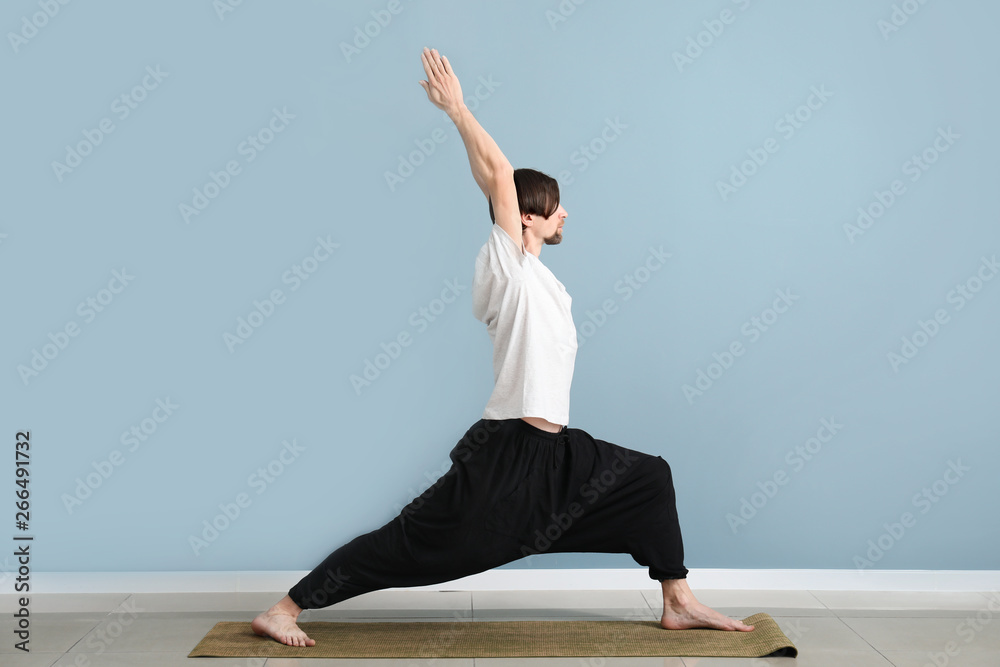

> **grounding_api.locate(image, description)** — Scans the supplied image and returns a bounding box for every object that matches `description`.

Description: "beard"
[543,227,563,246]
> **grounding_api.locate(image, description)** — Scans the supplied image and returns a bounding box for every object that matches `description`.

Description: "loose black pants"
[288,418,688,610]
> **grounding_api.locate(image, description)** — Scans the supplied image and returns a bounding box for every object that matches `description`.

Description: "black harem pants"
[287,417,688,610]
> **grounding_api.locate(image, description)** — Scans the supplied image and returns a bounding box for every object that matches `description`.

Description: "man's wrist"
[446,102,469,122]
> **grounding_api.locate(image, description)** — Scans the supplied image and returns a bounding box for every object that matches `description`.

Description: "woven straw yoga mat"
[187,613,797,658]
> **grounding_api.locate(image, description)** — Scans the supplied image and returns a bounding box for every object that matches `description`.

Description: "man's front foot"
[659,579,755,632]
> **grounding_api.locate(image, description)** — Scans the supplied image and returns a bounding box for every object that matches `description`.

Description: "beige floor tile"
[842,616,1000,652]
[881,647,1000,667]
[0,651,63,667]
[0,612,107,654]
[473,589,651,611]
[811,590,995,612]
[768,616,872,652]
[0,593,131,614]
[62,613,232,655]
[329,589,472,612]
[121,591,288,613]
[470,612,660,622]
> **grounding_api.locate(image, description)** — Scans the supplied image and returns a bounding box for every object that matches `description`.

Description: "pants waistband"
[505,417,569,442]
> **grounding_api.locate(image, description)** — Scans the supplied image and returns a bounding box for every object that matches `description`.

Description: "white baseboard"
[23,568,1000,594]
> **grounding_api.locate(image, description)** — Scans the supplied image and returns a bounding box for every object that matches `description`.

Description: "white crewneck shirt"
[472,222,578,427]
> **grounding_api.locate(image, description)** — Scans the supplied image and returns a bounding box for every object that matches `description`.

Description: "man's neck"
[522,234,542,258]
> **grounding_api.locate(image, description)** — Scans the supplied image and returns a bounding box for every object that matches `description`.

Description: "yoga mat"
[187,613,797,658]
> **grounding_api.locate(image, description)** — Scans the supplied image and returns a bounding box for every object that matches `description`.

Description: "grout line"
[57,594,136,655]
[836,615,896,665]
[807,588,837,617]
[641,587,657,613]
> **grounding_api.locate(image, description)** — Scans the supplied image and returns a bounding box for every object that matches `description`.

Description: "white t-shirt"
[472,222,578,426]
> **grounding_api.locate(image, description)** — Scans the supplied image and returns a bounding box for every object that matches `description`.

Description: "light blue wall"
[2,0,997,579]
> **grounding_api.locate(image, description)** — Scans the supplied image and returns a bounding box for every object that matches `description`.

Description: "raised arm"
[418,48,522,250]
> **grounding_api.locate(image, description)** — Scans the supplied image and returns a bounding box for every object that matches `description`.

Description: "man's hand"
[419,47,464,116]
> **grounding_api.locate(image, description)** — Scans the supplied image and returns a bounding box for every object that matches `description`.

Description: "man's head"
[489,168,568,247]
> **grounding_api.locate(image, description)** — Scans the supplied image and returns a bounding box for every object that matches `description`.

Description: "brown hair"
[489,168,560,232]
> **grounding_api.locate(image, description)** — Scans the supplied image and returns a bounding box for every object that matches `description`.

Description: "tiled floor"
[1,589,997,666]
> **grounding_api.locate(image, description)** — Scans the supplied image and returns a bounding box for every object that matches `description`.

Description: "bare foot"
[660,597,755,632]
[251,595,316,647]
[659,579,754,632]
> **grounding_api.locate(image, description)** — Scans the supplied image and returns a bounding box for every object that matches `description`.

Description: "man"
[251,47,753,647]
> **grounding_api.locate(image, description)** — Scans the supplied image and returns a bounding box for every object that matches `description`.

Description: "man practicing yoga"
[252,47,754,647]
